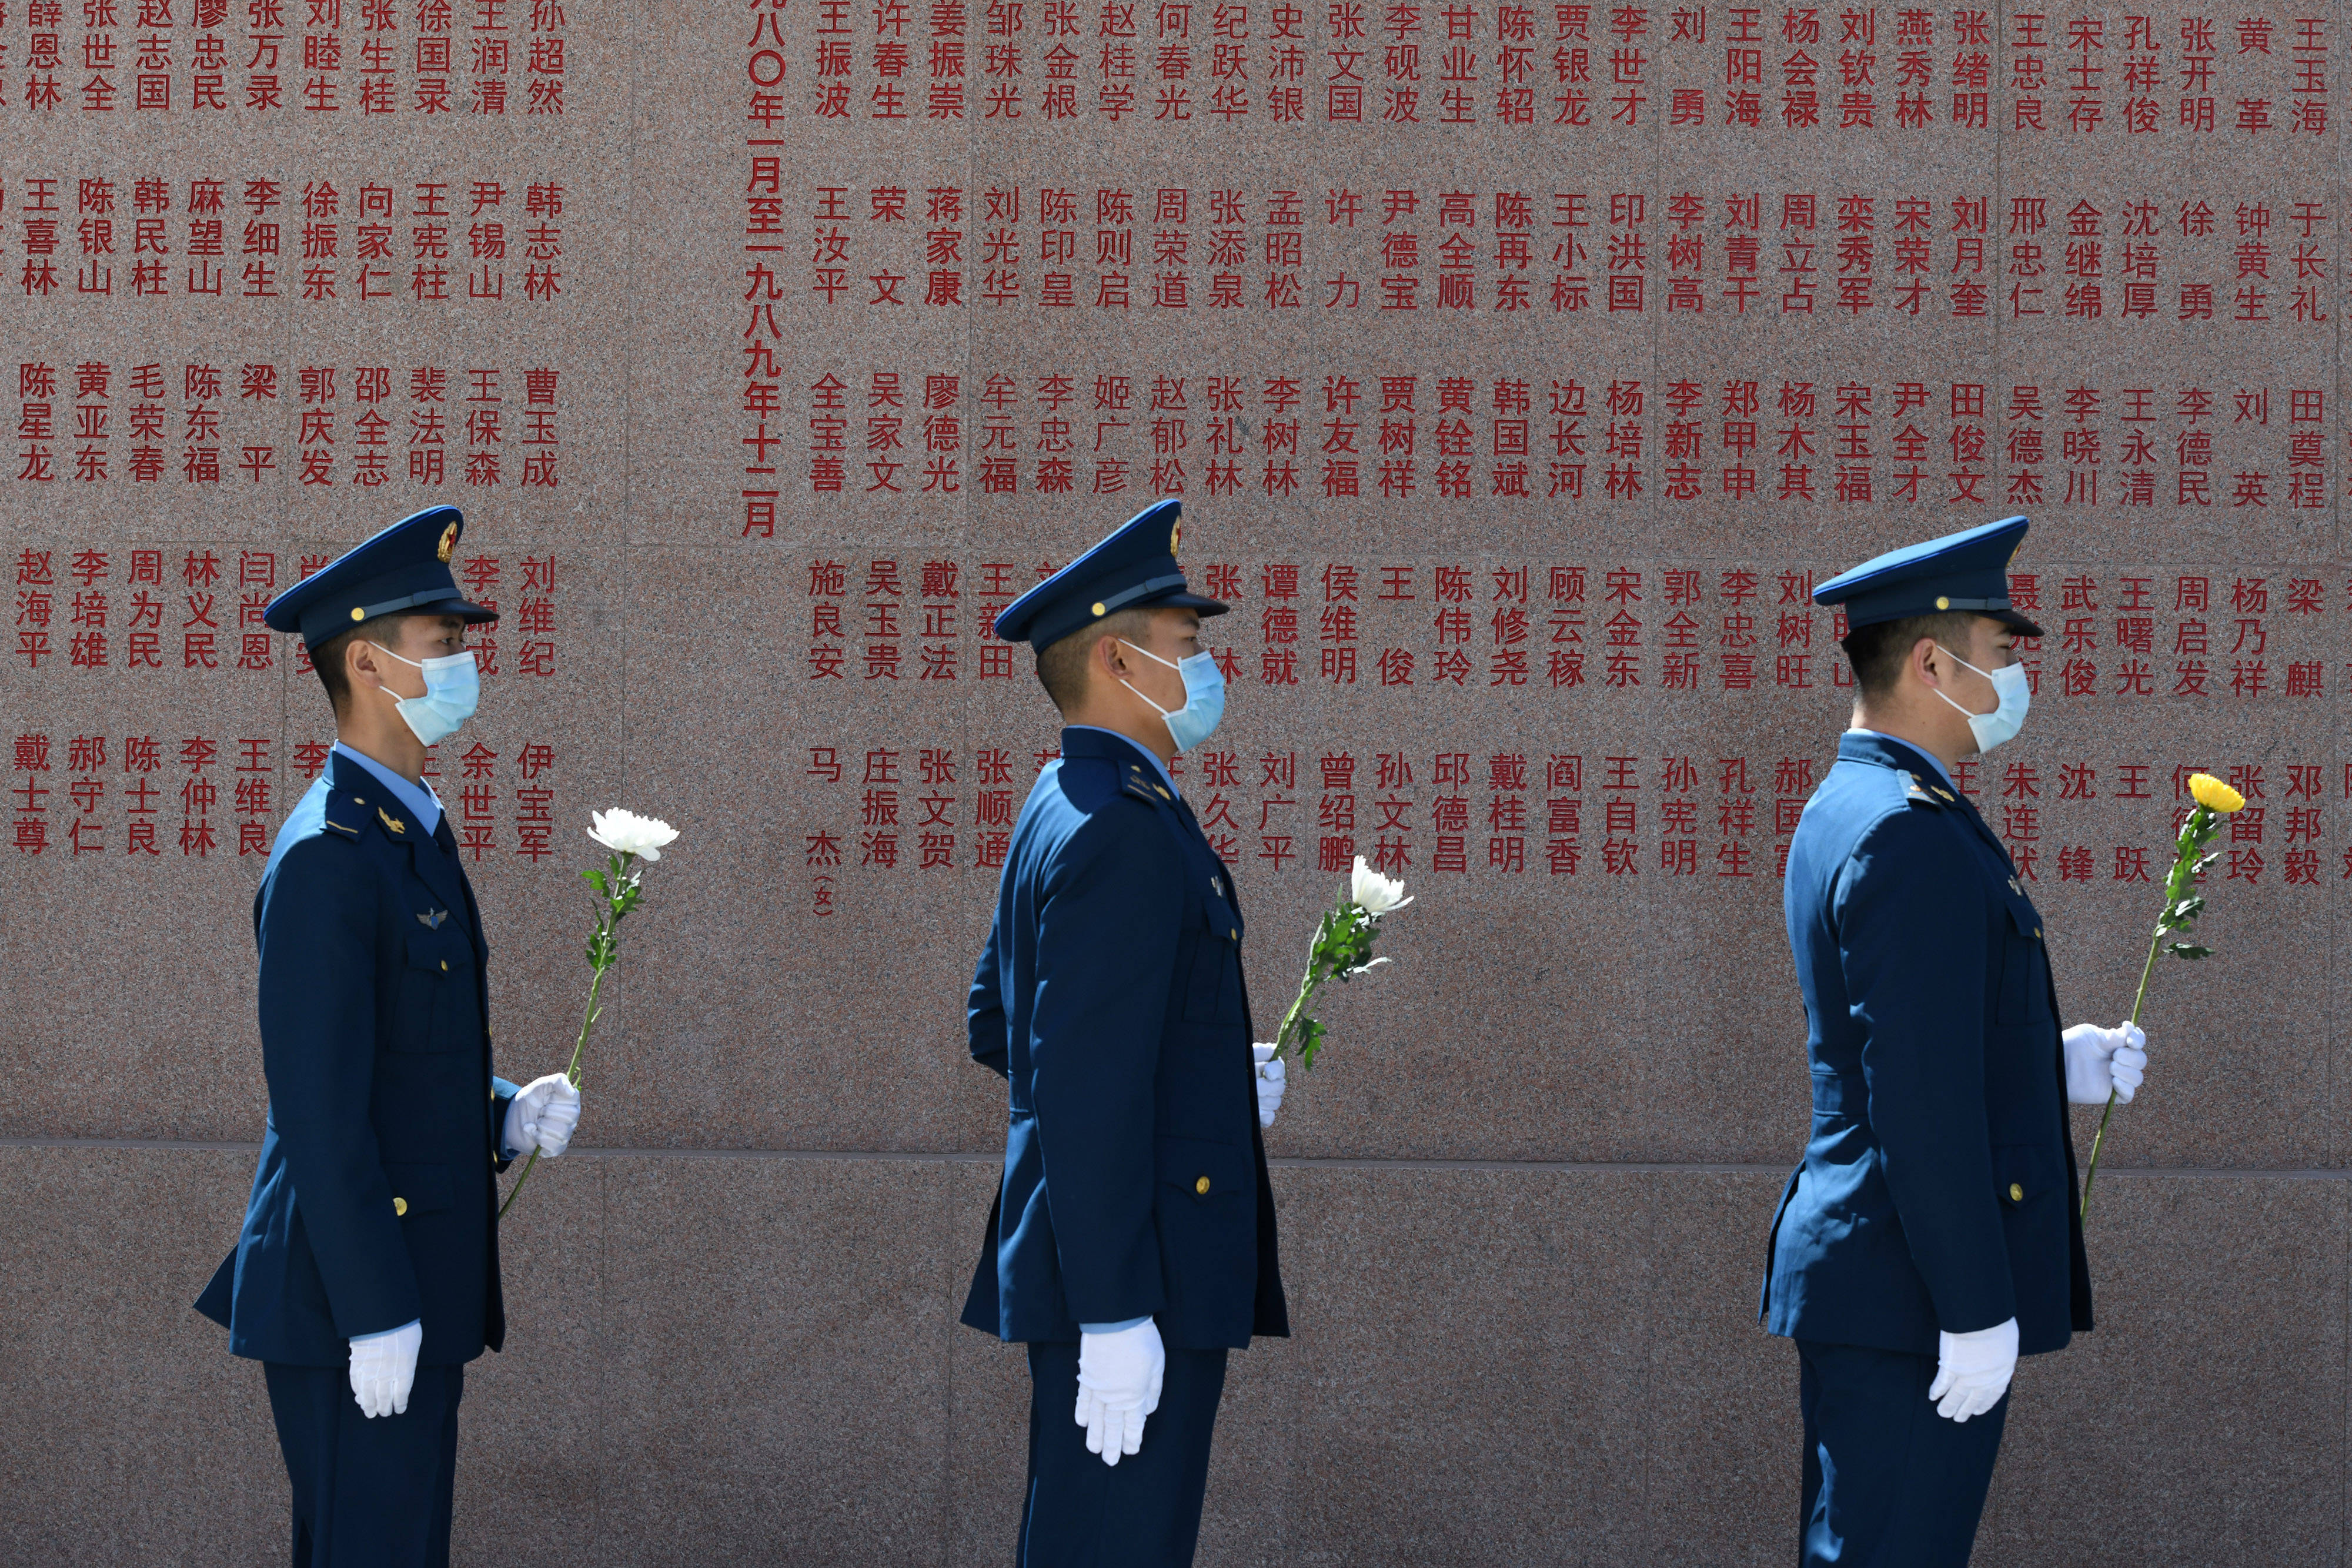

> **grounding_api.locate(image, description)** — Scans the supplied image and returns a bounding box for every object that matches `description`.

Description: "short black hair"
[310,612,410,718]
[1035,607,1153,713]
[1840,610,1979,698]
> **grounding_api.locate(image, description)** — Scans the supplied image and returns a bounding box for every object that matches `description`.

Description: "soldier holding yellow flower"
[1760,516,2153,1567]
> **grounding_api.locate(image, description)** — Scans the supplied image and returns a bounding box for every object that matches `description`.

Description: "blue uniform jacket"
[961,726,1289,1350]
[195,748,518,1367]
[1762,731,2093,1358]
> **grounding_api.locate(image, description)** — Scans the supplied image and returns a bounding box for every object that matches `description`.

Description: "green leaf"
[583,867,609,895]
[2167,942,2212,959]
[1298,1015,1326,1071]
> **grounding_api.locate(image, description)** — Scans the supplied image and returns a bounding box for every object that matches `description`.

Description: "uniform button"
[2033,928,2042,940]
[1228,928,1238,940]
[440,959,449,971]
[1194,1175,1211,1195]
[1211,876,1221,894]
[393,1196,409,1216]
[2007,1183,2023,1202]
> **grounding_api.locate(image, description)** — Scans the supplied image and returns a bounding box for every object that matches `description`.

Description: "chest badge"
[377,807,406,835]
[417,909,449,929]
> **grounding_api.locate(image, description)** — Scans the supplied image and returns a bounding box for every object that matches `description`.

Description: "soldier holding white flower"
[194,507,583,1568]
[963,499,1289,1568]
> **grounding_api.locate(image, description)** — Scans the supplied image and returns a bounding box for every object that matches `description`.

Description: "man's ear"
[1907,635,1940,690]
[345,636,381,691]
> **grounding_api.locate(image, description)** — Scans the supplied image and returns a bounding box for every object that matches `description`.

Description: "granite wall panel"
[2,0,2345,1550]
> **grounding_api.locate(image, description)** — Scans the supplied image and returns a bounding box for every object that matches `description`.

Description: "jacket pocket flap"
[1200,894,1242,943]
[2002,894,2043,941]
[406,930,475,972]
[1156,1135,1251,1199]
[381,1159,455,1216]
[1991,1143,2060,1204]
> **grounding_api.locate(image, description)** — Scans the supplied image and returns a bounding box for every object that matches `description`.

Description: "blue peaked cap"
[992,499,1229,648]
[263,506,500,650]
[1813,515,2044,639]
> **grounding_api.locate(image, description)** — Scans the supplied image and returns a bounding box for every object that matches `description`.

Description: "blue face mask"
[1117,638,1226,753]
[369,644,480,746]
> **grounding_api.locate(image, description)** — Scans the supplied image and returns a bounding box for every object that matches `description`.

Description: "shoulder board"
[1896,769,1955,809]
[1121,764,1173,807]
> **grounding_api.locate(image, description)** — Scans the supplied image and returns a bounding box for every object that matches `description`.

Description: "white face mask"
[1115,638,1226,752]
[1932,644,2030,753]
[368,643,479,747]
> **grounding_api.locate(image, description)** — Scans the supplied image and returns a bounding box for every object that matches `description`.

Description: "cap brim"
[1992,608,2045,640]
[1136,588,1229,617]
[413,596,501,625]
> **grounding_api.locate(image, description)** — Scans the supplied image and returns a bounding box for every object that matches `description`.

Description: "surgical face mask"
[368,643,479,747]
[1117,638,1226,752]
[1932,644,2029,754]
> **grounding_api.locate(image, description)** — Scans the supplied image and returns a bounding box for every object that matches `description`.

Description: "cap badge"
[1169,520,1182,561]
[436,521,458,562]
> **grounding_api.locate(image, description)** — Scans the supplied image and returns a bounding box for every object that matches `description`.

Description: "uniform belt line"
[0,1136,2343,1179]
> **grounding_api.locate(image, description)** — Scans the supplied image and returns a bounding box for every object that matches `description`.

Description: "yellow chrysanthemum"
[2187,773,2246,814]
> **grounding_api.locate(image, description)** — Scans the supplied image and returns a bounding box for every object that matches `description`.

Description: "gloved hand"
[1252,1042,1287,1128]
[1928,1317,2018,1422]
[503,1073,583,1158]
[349,1319,423,1419]
[1074,1319,1165,1466]
[2063,1021,2148,1105]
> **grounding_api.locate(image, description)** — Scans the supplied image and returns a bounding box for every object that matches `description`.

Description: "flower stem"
[499,870,626,1221]
[2079,811,2203,1222]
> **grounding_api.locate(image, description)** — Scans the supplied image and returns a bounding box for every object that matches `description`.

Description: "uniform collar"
[1845,728,1956,791]
[1061,726,1178,795]
[332,740,443,835]
[1839,728,1944,779]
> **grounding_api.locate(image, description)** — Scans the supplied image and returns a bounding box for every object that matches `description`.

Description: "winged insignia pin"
[417,909,449,929]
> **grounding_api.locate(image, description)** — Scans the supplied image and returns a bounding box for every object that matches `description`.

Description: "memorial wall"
[0,0,2344,1558]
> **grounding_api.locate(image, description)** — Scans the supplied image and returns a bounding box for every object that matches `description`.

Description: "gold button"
[350,606,365,621]
[440,959,449,972]
[2033,928,2042,940]
[1228,928,1238,940]
[2007,1183,2023,1202]
[1935,595,1950,610]
[1194,1175,1210,1195]
[1092,601,1106,616]
[393,1196,409,1215]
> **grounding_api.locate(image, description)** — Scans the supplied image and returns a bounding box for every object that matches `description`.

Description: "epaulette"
[1897,769,1956,808]
[1122,763,1174,807]
[320,814,362,838]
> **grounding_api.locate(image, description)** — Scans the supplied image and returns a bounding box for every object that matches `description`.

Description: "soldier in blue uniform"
[964,499,1289,1568]
[1761,515,2153,1566]
[194,506,584,1568]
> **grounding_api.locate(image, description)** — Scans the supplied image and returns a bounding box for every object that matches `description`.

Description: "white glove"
[1252,1042,1287,1128]
[1928,1317,2018,1422]
[2063,1021,2148,1105]
[1074,1319,1165,1466]
[348,1319,423,1419]
[503,1073,583,1158]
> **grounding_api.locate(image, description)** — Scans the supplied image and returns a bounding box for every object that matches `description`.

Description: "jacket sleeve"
[1834,808,2017,1335]
[967,911,1010,1081]
[491,1076,520,1169]
[1027,806,1183,1323]
[256,838,423,1340]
